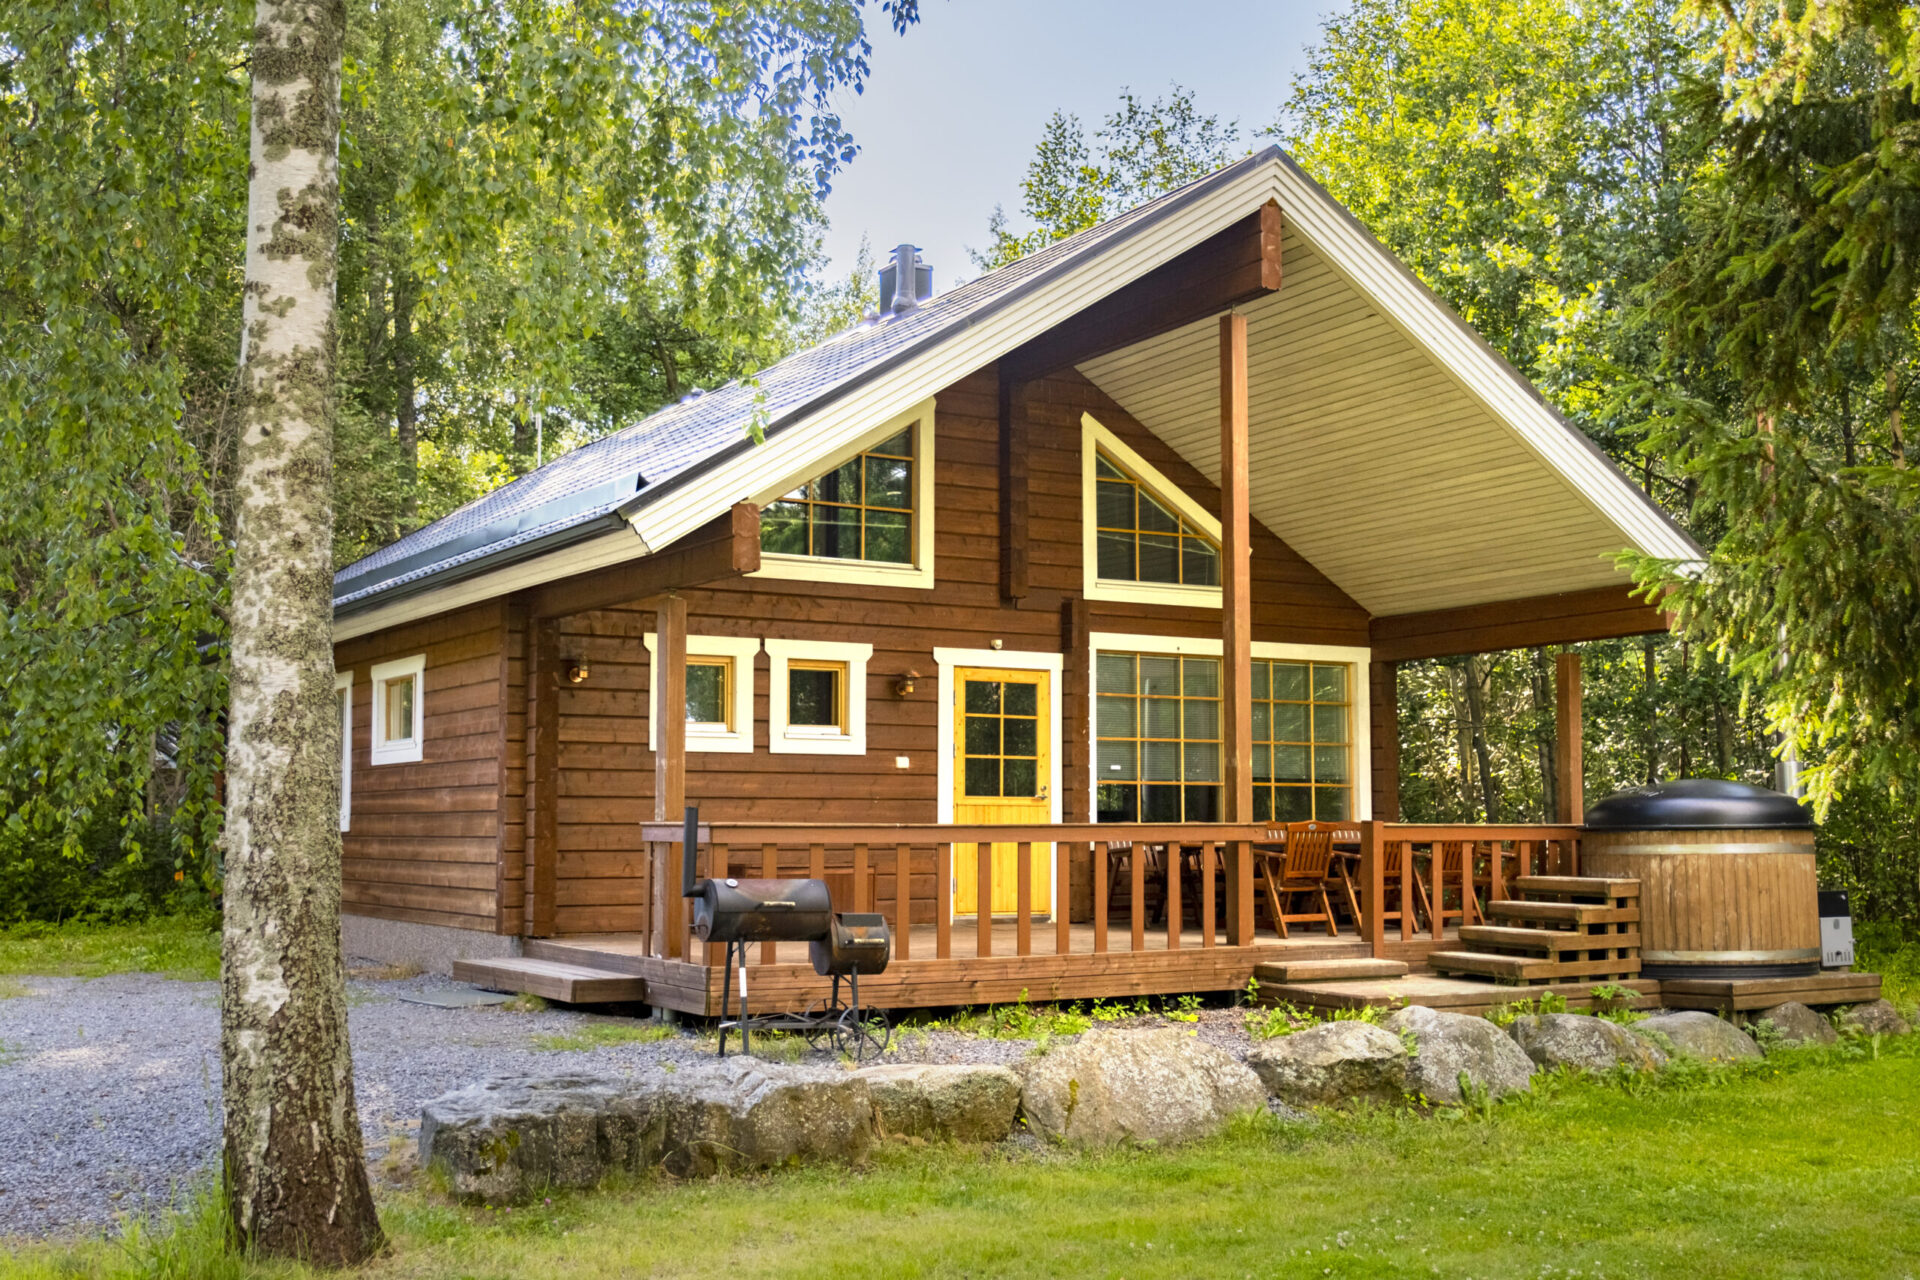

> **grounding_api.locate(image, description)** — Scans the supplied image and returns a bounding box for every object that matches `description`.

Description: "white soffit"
[1078,215,1692,617]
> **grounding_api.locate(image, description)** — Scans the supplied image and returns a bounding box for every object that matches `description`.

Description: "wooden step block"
[1458,924,1642,956]
[1511,876,1640,900]
[452,957,648,1004]
[1484,900,1639,927]
[1426,949,1642,985]
[1253,958,1410,984]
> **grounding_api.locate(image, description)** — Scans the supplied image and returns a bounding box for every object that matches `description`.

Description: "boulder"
[1381,1006,1533,1104]
[1245,1021,1409,1108]
[1753,1001,1837,1049]
[1631,1011,1761,1063]
[419,1059,873,1202]
[1016,1026,1265,1148]
[857,1063,1021,1143]
[1508,1013,1667,1073]
[1837,998,1912,1038]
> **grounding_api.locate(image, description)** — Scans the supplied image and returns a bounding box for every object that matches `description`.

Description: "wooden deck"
[531,921,1377,1015]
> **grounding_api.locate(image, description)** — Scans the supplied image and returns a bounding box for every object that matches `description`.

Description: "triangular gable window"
[1093,451,1220,587]
[761,428,915,564]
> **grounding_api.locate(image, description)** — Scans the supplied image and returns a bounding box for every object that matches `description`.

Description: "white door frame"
[932,647,1064,921]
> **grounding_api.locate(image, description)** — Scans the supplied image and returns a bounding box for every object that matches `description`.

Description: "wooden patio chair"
[1256,822,1341,939]
[1418,841,1483,932]
[1104,842,1169,924]
[1332,839,1425,938]
[1472,840,1526,910]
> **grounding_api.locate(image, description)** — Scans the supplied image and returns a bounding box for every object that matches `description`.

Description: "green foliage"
[972,85,1245,271]
[0,816,211,926]
[1485,990,1569,1027]
[1855,921,1920,1014]
[529,1020,680,1052]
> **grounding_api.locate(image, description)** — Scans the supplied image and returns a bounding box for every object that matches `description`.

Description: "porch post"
[1554,650,1583,824]
[652,594,688,956]
[1220,312,1256,945]
[525,615,559,937]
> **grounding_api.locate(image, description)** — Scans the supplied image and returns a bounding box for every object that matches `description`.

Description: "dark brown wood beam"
[652,595,687,825]
[999,369,1030,601]
[527,503,760,620]
[1369,660,1400,822]
[999,200,1282,384]
[1368,584,1668,664]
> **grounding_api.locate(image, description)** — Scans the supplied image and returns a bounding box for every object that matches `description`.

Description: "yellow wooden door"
[952,667,1052,917]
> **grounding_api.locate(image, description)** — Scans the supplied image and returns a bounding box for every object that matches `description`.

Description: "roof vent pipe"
[878,243,933,316]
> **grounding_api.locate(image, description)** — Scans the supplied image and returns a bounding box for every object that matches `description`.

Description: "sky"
[817,0,1344,291]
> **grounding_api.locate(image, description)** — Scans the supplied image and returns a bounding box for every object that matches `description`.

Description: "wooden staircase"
[452,956,648,1004]
[1427,876,1640,986]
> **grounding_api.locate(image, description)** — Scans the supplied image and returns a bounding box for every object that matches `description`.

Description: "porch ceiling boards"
[1077,224,1663,618]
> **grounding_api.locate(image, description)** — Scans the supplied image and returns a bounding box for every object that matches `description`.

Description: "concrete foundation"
[342,913,521,975]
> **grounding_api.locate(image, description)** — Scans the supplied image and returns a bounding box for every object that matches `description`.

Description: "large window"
[762,428,914,564]
[1094,451,1219,587]
[1253,659,1351,821]
[1095,653,1221,822]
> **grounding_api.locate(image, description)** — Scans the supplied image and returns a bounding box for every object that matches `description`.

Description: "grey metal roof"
[332,148,1283,614]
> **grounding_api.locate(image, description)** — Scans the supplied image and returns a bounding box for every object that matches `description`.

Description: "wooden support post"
[1220,312,1256,947]
[653,595,687,822]
[1555,651,1584,824]
[525,617,559,937]
[1362,822,1384,951]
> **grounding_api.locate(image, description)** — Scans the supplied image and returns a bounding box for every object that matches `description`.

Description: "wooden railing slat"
[895,843,912,961]
[760,842,778,963]
[1129,842,1145,954]
[936,843,952,959]
[976,843,993,959]
[1055,842,1072,956]
[1165,842,1182,951]
[1201,842,1217,948]
[853,843,869,913]
[1016,843,1032,957]
[1093,842,1109,954]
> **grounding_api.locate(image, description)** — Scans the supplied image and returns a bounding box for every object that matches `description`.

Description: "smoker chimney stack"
[878,243,933,316]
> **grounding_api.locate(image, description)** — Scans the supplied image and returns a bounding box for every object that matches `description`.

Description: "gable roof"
[334,146,1699,638]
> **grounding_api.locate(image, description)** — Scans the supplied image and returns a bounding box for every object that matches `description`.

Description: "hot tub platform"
[1655,970,1881,1013]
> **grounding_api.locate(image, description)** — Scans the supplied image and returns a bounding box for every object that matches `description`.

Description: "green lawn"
[7,1037,1917,1280]
[0,912,220,983]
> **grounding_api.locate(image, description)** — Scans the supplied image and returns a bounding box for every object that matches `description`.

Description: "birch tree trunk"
[222,0,382,1263]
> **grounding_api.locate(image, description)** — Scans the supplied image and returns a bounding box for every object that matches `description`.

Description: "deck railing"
[633,819,1585,966]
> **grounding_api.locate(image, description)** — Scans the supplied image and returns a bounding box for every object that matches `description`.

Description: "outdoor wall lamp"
[894,670,920,697]
[565,662,591,684]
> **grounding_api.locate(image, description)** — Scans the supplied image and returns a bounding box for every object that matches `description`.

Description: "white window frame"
[369,654,426,766]
[334,670,353,831]
[765,638,872,755]
[1082,412,1225,609]
[748,397,937,591]
[1085,632,1372,820]
[645,633,760,754]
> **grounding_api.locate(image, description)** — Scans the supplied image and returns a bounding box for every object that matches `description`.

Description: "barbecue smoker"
[678,808,892,1059]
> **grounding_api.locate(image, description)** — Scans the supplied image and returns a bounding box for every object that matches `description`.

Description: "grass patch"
[7,1037,1916,1278]
[1856,922,1920,1014]
[530,1021,680,1052]
[0,912,219,982]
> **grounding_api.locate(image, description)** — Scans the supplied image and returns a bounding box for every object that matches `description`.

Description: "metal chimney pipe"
[681,804,700,898]
[890,243,919,315]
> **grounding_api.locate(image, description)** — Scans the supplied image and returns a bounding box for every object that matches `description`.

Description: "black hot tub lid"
[1583,778,1814,831]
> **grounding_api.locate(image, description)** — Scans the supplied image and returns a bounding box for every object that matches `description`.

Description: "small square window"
[787,661,847,733]
[369,655,425,766]
[685,659,732,732]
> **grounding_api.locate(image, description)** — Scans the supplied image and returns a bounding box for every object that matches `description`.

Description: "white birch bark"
[222,0,382,1263]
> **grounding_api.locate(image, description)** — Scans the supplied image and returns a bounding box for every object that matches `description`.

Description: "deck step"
[1510,876,1640,900]
[1457,925,1642,956]
[1483,899,1639,927]
[1253,958,1410,984]
[1426,949,1641,985]
[452,957,647,1004]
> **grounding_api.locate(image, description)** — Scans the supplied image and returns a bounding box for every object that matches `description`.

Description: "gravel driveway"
[0,969,1259,1240]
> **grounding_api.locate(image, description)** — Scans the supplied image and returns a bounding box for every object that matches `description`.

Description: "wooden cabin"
[330,147,1697,1013]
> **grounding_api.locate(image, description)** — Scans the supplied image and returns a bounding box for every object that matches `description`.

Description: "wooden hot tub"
[1581,779,1819,979]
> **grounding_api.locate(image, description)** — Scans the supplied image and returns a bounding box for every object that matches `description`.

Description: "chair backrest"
[1438,841,1469,874]
[1379,840,1405,878]
[1283,822,1336,880]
